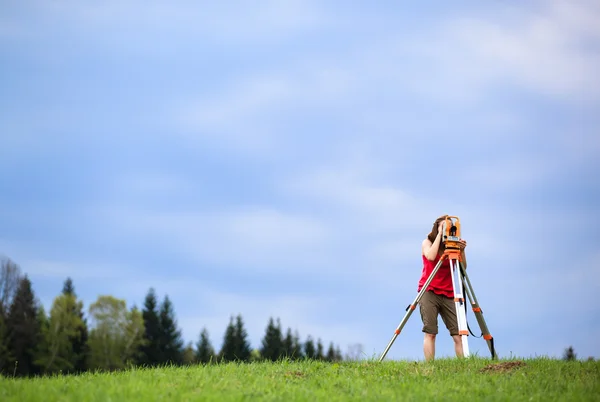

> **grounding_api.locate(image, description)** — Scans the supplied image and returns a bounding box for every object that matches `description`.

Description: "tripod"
[378,217,496,362]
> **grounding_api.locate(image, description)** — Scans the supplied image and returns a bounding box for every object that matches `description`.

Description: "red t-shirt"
[417,254,454,298]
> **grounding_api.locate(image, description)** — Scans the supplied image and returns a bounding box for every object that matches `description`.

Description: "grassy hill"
[1,357,599,401]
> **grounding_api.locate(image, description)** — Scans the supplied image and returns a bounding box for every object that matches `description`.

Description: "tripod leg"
[378,256,445,362]
[450,258,470,357]
[460,262,497,359]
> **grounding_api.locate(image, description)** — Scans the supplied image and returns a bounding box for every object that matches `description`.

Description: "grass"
[1,357,599,401]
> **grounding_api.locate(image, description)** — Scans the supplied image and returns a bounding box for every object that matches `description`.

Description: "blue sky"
[1,0,599,361]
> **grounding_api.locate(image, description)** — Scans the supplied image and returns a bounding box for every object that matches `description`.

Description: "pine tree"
[61,278,89,373]
[304,336,316,360]
[234,314,251,362]
[33,304,52,375]
[283,327,294,360]
[335,345,343,361]
[139,288,162,366]
[159,295,184,365]
[182,342,196,365]
[316,338,324,360]
[6,275,42,376]
[0,304,14,375]
[196,327,215,364]
[292,330,304,360]
[260,317,283,361]
[326,342,336,362]
[62,278,75,296]
[563,346,577,361]
[219,316,236,362]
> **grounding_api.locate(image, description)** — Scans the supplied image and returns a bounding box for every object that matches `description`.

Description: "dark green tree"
[182,342,196,365]
[234,314,251,362]
[6,275,42,376]
[159,295,184,365]
[61,278,89,373]
[283,327,294,359]
[326,342,342,362]
[260,317,283,361]
[196,327,216,364]
[304,336,316,360]
[292,330,304,360]
[219,316,237,362]
[316,338,324,360]
[139,288,162,366]
[0,304,14,375]
[563,346,577,361]
[62,278,75,296]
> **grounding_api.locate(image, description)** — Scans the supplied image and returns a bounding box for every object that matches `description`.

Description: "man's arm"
[422,230,443,261]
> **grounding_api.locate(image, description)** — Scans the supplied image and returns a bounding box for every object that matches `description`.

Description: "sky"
[1,0,599,362]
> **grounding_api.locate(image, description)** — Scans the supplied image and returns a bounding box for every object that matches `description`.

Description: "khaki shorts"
[419,290,459,336]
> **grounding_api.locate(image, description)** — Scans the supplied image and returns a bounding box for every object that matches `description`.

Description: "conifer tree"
[6,275,42,376]
[316,338,324,360]
[182,342,196,365]
[196,327,216,364]
[234,314,251,362]
[326,342,336,362]
[219,316,236,362]
[62,278,75,296]
[159,295,184,365]
[33,305,49,374]
[260,317,283,361]
[0,305,14,377]
[292,330,304,360]
[335,345,343,361]
[563,346,577,361]
[283,327,294,359]
[61,278,89,373]
[304,336,316,360]
[0,305,12,374]
[140,288,162,366]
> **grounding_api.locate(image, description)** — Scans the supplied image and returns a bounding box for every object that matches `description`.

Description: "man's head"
[427,214,449,244]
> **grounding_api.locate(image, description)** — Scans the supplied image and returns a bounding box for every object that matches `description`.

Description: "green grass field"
[1,357,599,401]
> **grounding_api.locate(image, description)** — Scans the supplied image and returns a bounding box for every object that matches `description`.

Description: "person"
[418,214,467,361]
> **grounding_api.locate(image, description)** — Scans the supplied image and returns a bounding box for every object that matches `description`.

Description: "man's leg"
[440,295,464,358]
[418,291,439,361]
[452,335,464,358]
[424,333,436,361]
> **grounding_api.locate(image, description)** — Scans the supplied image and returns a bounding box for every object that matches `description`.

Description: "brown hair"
[427,214,448,246]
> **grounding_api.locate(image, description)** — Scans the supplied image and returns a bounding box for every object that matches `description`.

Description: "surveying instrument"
[378,216,496,361]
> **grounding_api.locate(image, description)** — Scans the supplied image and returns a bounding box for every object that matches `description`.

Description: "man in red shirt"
[418,215,467,361]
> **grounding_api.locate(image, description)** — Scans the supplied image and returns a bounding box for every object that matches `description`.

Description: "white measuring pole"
[450,258,470,357]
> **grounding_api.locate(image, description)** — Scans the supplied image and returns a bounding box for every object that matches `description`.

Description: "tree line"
[0,257,344,377]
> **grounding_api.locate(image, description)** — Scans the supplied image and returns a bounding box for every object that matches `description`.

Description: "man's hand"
[437,220,445,236]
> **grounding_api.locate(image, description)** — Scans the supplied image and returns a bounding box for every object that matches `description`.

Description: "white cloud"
[99,204,337,275]
[170,0,600,163]
[440,0,600,101]
[282,162,444,235]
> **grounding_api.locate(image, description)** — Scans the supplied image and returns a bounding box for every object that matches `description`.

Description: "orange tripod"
[378,216,496,361]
